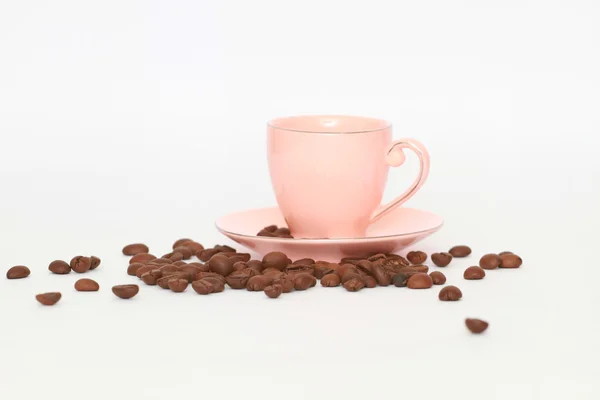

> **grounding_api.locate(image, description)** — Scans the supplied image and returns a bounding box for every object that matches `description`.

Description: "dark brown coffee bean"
[293,273,316,291]
[246,275,272,291]
[262,252,290,271]
[343,277,365,292]
[36,292,61,305]
[163,252,183,262]
[321,274,341,287]
[173,260,187,266]
[74,278,99,292]
[202,277,225,292]
[498,251,513,256]
[371,262,391,286]
[407,251,427,264]
[262,225,278,233]
[272,274,294,293]
[464,266,486,280]
[173,247,192,260]
[122,243,149,256]
[129,253,156,264]
[293,258,315,265]
[196,272,226,283]
[262,267,283,276]
[159,265,181,275]
[228,253,251,262]
[192,263,210,273]
[157,272,187,288]
[168,279,189,293]
[208,255,234,276]
[226,270,253,289]
[449,245,471,258]
[479,254,501,270]
[148,269,162,279]
[226,255,244,265]
[407,273,433,289]
[214,245,236,253]
[135,265,155,279]
[439,285,462,301]
[392,273,409,287]
[355,260,373,276]
[89,256,101,270]
[313,264,335,279]
[337,263,360,279]
[340,257,363,265]
[264,284,283,299]
[429,271,446,285]
[149,258,171,265]
[363,275,377,288]
[6,265,30,279]
[399,265,429,274]
[385,254,410,265]
[198,248,220,262]
[285,264,314,276]
[141,272,158,285]
[172,238,192,249]
[431,252,453,267]
[182,241,204,254]
[257,230,275,237]
[465,318,488,334]
[367,253,387,262]
[112,284,139,299]
[127,262,144,276]
[341,272,363,284]
[246,260,263,271]
[49,260,71,275]
[70,256,91,273]
[232,261,248,271]
[499,254,522,269]
[192,279,214,295]
[275,227,291,235]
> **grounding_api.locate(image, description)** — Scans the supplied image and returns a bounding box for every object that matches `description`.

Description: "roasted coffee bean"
[202,277,225,292]
[208,255,234,276]
[122,243,149,256]
[399,265,429,274]
[168,279,189,293]
[262,252,290,271]
[392,273,409,287]
[187,261,206,269]
[449,245,471,258]
[273,274,294,293]
[429,271,447,285]
[293,258,315,266]
[264,284,283,299]
[141,272,158,285]
[74,278,99,292]
[356,260,373,276]
[36,292,61,305]
[112,284,139,299]
[227,255,246,265]
[500,254,522,269]
[198,248,220,262]
[130,253,157,264]
[341,273,363,284]
[192,279,214,295]
[371,262,391,286]
[285,264,314,276]
[479,254,501,270]
[226,270,253,289]
[182,241,204,254]
[257,230,276,237]
[193,263,210,273]
[173,247,192,260]
[149,269,163,279]
[313,264,335,279]
[247,275,273,291]
[293,273,316,290]
[367,253,387,262]
[232,261,248,271]
[340,257,363,265]
[343,277,365,292]
[262,267,283,276]
[431,252,453,267]
[385,254,410,265]
[275,227,291,235]
[214,245,236,253]
[337,263,360,279]
[159,265,181,275]
[407,273,433,289]
[230,253,251,262]
[135,265,155,279]
[173,260,187,266]
[166,252,184,262]
[262,225,278,233]
[70,256,91,273]
[464,266,486,280]
[127,262,144,276]
[6,265,30,279]
[88,256,101,270]
[196,272,226,284]
[465,318,489,334]
[49,260,71,275]
[321,274,341,287]
[363,276,377,288]
[439,285,462,301]
[498,251,513,256]
[239,268,260,278]
[172,238,192,249]
[149,258,171,265]
[157,273,187,289]
[407,251,427,264]
[246,260,263,271]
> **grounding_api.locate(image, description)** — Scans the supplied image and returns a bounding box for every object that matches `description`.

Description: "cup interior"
[268,115,390,134]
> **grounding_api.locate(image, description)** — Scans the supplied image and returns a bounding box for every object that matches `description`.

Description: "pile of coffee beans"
[256,225,294,238]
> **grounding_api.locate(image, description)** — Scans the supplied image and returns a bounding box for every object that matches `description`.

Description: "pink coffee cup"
[267,115,430,239]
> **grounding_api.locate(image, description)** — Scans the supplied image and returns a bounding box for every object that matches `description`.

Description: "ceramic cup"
[267,115,430,239]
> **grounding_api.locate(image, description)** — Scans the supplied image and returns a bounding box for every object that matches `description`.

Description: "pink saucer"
[216,207,443,262]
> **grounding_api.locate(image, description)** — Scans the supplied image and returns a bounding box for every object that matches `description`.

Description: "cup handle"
[370,138,430,224]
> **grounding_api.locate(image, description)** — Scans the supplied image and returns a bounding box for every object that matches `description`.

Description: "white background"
[0,1,599,399]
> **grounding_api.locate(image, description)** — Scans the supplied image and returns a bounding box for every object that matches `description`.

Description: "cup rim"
[267,114,392,134]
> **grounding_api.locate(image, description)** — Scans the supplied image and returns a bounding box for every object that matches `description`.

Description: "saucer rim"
[215,207,444,243]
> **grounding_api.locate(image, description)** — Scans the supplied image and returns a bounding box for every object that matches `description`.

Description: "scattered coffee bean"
[202,277,225,292]
[498,251,513,256]
[465,318,489,334]
[258,225,294,238]
[264,284,283,298]
[407,273,433,289]
[439,285,462,301]
[363,275,377,288]
[464,266,486,280]
[343,277,365,292]
[192,279,214,295]
[449,245,472,258]
[122,243,149,256]
[247,275,273,291]
[6,265,30,279]
[165,252,184,262]
[214,245,236,253]
[209,255,234,276]
[182,241,204,254]
[74,278,99,292]
[157,273,183,289]
[173,260,187,266]
[149,269,163,279]
[49,260,71,275]
[392,272,409,287]
[112,284,139,299]
[135,265,155,279]
[246,260,263,271]
[341,273,363,284]
[400,265,429,274]
[429,271,446,285]
[36,292,61,306]
[129,253,157,264]
[407,251,427,264]
[173,247,192,260]
[371,262,391,286]
[431,252,453,267]
[70,256,91,273]
[127,262,144,276]
[196,272,226,284]
[479,254,501,270]
[367,253,387,262]
[226,270,253,289]
[159,264,180,275]
[149,258,171,265]
[198,248,220,262]
[285,264,314,276]
[293,258,315,266]
[172,238,192,248]
[337,263,360,279]
[141,272,158,285]
[272,274,294,293]
[262,252,290,271]
[89,256,101,270]
[499,254,522,268]
[294,273,316,290]
[356,260,373,276]
[321,274,341,287]
[168,279,189,293]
